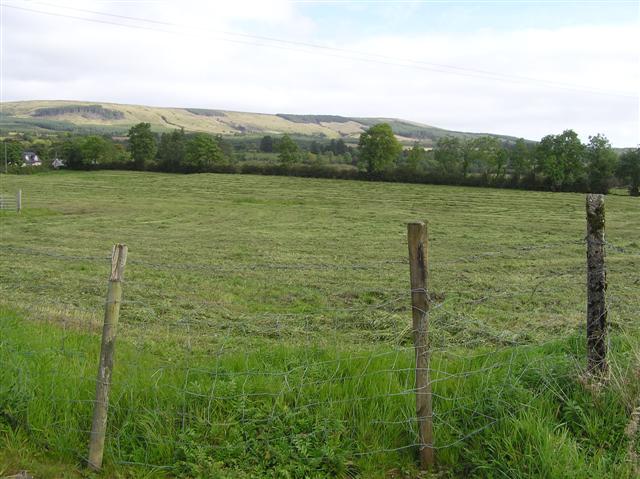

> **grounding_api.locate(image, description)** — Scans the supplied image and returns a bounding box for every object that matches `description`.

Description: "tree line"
[3,122,639,196]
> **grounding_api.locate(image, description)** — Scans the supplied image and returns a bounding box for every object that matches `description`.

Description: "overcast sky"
[1,0,639,145]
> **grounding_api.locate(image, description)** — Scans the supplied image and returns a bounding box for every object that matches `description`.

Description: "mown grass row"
[1,171,638,477]
[1,171,638,348]
[1,308,638,478]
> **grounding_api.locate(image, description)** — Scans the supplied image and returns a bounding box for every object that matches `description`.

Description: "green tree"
[509,138,533,181]
[184,134,226,171]
[469,136,507,179]
[358,123,401,173]
[128,123,157,170]
[158,129,186,172]
[2,140,23,166]
[433,136,463,176]
[58,136,127,169]
[278,134,300,165]
[460,140,472,178]
[259,135,274,153]
[585,134,617,194]
[83,136,128,166]
[60,137,85,169]
[216,135,235,162]
[80,136,109,165]
[109,143,130,166]
[406,142,427,171]
[536,130,585,190]
[616,147,640,196]
[308,152,325,166]
[325,151,335,163]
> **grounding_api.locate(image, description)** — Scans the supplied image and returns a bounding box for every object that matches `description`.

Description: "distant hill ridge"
[0,100,519,145]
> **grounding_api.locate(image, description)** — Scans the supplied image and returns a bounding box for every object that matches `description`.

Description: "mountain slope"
[0,100,518,145]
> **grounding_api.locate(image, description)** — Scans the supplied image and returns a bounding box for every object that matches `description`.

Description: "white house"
[22,151,42,167]
[52,158,65,169]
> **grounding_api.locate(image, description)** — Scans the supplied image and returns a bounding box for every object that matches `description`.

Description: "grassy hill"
[0,100,519,145]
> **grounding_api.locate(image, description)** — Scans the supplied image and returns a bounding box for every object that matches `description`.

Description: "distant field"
[1,171,638,341]
[0,171,638,478]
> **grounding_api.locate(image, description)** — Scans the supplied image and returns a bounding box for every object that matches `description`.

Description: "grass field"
[0,171,638,478]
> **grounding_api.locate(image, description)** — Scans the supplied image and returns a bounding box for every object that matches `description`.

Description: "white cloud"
[1,1,639,145]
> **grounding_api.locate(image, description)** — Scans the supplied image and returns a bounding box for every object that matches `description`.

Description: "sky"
[1,0,639,146]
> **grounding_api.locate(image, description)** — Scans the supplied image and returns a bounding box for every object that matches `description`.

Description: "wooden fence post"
[16,189,21,213]
[88,244,128,470]
[586,194,607,375]
[407,221,434,469]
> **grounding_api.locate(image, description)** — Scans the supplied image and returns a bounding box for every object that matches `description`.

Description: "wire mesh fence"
[0,191,20,212]
[0,214,638,475]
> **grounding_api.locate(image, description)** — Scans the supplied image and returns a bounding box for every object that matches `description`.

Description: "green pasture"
[0,171,638,477]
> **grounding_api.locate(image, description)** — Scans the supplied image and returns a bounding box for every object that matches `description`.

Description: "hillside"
[0,100,518,145]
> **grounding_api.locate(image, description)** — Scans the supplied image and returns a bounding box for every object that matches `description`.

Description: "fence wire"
[0,238,638,475]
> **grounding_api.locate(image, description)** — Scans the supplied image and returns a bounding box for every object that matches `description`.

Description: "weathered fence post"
[407,221,434,469]
[88,244,128,470]
[586,194,607,375]
[16,189,21,213]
